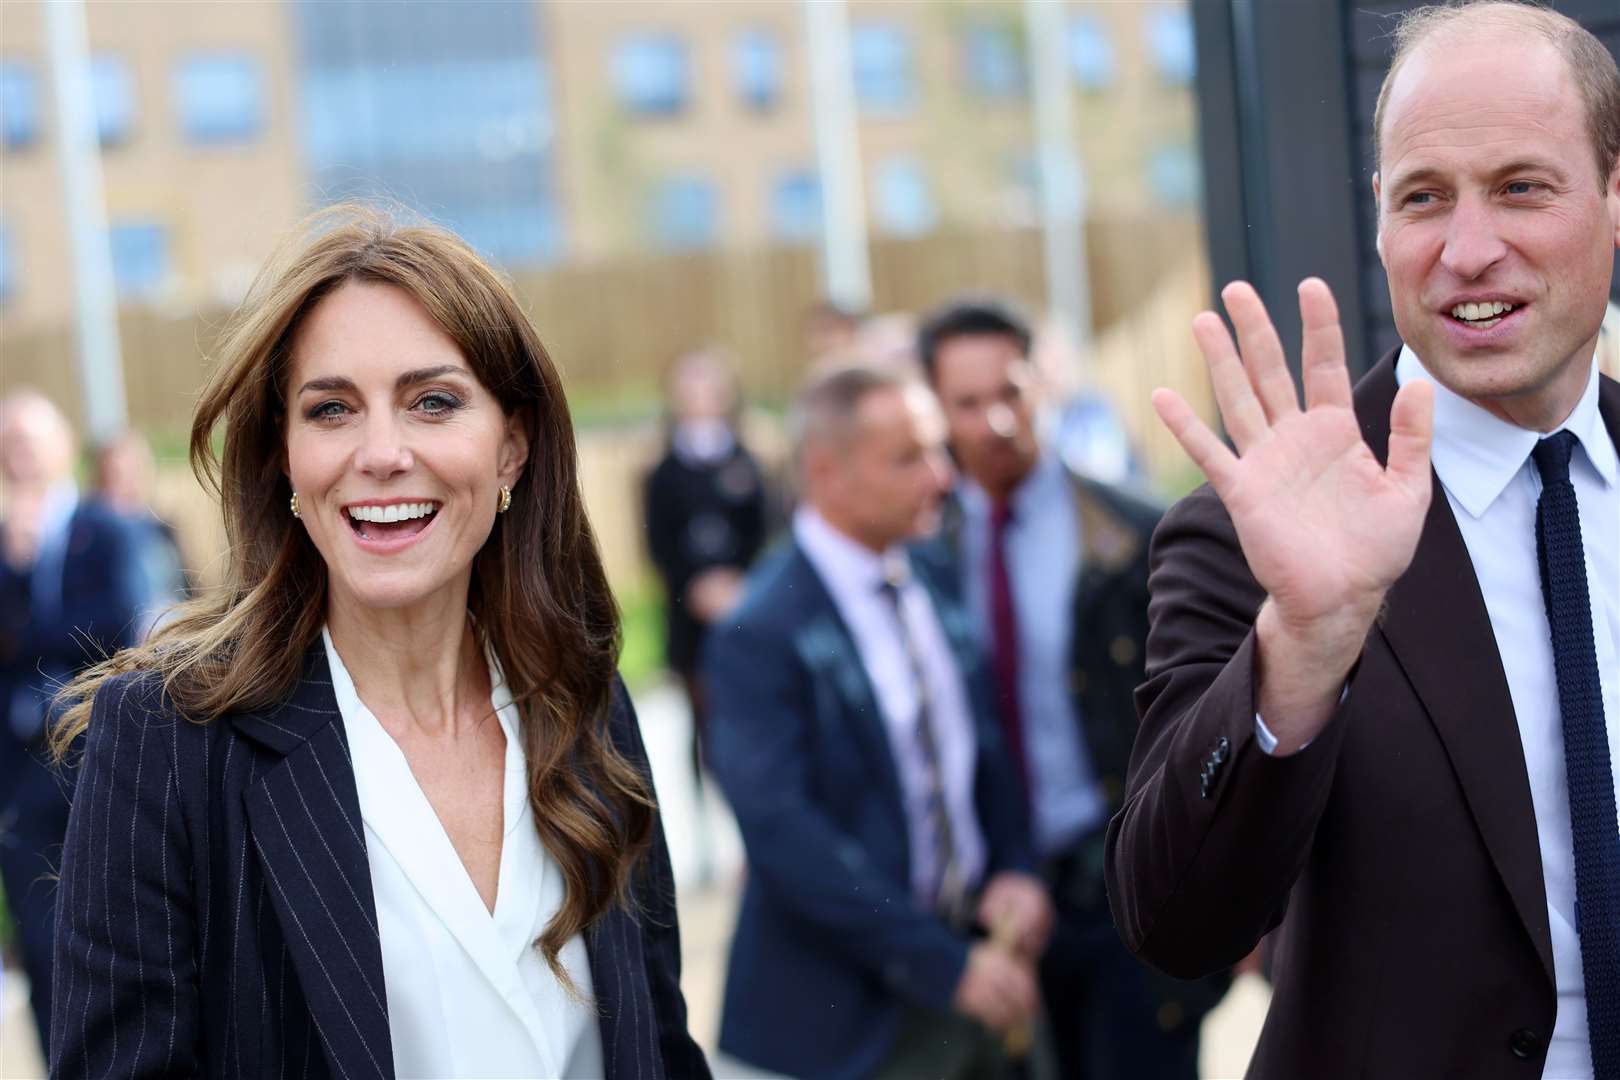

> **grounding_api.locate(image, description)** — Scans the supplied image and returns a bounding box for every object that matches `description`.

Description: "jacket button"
[1508,1028,1541,1059]
[1109,635,1138,666]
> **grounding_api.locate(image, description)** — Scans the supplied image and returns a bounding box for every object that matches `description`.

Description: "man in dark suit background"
[704,364,1051,1080]
[914,299,1225,1079]
[1107,3,1620,1076]
[0,390,144,1055]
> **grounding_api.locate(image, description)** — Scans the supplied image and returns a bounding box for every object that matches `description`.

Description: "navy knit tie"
[1532,430,1620,1077]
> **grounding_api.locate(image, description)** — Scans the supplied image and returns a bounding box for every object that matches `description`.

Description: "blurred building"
[0,0,1198,332]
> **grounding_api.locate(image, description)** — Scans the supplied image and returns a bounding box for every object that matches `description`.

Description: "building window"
[873,157,935,236]
[852,23,914,115]
[109,221,171,300]
[733,30,782,112]
[1149,141,1201,207]
[613,36,688,117]
[650,175,718,251]
[962,22,1026,100]
[1144,7,1196,86]
[1,63,40,148]
[176,54,264,144]
[92,54,136,145]
[1067,17,1116,91]
[0,224,14,304]
[771,169,821,242]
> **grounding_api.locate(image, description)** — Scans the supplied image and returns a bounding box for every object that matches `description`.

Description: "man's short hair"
[915,298,1033,385]
[789,363,905,458]
[1371,1,1620,188]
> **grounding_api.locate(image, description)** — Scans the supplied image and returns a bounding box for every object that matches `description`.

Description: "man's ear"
[498,409,531,487]
[1371,172,1386,265]
[1607,156,1620,251]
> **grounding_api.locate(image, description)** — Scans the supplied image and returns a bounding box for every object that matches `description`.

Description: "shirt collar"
[792,505,904,595]
[1396,346,1615,519]
[959,449,1063,523]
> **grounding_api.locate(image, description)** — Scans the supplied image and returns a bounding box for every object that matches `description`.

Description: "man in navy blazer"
[0,391,144,1055]
[704,365,1050,1080]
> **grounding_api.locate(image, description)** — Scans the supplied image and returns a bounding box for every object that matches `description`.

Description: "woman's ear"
[498,409,531,486]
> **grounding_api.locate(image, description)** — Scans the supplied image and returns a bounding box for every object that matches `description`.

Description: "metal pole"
[803,0,872,312]
[45,0,126,443]
[1024,0,1092,368]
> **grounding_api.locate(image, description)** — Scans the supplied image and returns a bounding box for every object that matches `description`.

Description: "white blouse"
[323,629,604,1079]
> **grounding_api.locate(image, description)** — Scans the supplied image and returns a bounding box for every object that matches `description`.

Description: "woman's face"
[284,280,528,615]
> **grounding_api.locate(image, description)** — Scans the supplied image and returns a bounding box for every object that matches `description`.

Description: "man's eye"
[1405,192,1435,206]
[1505,180,1541,196]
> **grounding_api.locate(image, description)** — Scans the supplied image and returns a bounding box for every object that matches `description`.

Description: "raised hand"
[1152,279,1434,751]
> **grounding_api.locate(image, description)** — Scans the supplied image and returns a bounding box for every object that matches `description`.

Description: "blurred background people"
[703,364,1050,1080]
[0,390,144,1057]
[91,431,190,634]
[643,345,769,877]
[914,299,1228,1079]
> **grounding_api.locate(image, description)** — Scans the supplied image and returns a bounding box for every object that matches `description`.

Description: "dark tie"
[988,501,1031,803]
[1532,430,1620,1076]
[879,565,965,920]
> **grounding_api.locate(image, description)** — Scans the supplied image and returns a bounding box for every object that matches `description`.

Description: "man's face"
[1374,33,1620,427]
[832,385,952,550]
[930,333,1041,499]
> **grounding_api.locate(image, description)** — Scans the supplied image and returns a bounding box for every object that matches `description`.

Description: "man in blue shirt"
[915,300,1227,1079]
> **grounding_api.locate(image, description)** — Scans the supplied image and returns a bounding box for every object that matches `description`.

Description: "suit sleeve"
[610,681,713,1079]
[1103,486,1353,979]
[703,617,971,1011]
[50,673,201,1079]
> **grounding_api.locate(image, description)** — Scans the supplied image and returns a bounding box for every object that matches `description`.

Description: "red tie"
[988,501,1030,804]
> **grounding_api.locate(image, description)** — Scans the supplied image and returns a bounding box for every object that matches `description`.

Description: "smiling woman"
[48,204,711,1079]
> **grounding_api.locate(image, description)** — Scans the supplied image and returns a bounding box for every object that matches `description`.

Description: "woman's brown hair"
[54,203,654,985]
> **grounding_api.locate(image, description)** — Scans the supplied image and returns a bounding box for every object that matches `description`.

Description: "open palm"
[1154,280,1434,629]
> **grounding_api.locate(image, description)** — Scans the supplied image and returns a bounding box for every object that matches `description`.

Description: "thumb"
[1386,378,1434,500]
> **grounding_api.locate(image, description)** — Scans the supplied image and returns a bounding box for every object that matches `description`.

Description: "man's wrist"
[1254,598,1374,751]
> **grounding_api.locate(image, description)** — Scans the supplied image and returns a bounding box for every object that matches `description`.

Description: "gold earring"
[498,485,512,514]
[290,492,301,518]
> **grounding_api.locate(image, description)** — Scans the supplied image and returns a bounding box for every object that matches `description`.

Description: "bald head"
[0,390,77,492]
[1373,2,1620,188]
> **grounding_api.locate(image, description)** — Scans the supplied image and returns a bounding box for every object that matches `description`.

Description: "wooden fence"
[2,214,1202,432]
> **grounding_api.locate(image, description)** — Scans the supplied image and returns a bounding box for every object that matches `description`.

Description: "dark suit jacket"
[1105,352,1620,1078]
[644,442,769,674]
[50,645,711,1080]
[702,540,1034,1080]
[1,500,144,744]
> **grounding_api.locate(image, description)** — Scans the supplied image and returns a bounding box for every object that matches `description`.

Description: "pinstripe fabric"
[50,645,710,1079]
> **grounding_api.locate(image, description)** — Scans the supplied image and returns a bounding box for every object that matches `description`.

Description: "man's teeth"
[1450,300,1516,322]
[347,502,437,523]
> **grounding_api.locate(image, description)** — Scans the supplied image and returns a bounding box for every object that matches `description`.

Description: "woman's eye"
[307,400,349,420]
[414,391,464,415]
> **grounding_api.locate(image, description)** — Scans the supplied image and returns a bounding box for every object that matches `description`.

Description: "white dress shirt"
[958,453,1107,855]
[1395,348,1619,1079]
[793,507,989,904]
[323,629,604,1080]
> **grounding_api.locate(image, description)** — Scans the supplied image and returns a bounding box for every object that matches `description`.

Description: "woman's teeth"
[347,502,437,523]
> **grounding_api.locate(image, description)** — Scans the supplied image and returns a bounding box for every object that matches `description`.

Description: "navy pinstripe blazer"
[49,645,711,1080]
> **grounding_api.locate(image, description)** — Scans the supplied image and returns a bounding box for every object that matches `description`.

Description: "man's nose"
[1440,197,1509,280]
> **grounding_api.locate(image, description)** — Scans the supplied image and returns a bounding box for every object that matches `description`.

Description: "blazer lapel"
[234,646,395,1080]
[786,545,909,831]
[1360,355,1555,984]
